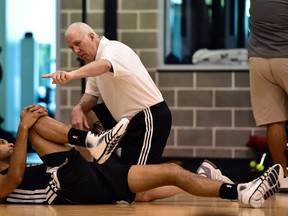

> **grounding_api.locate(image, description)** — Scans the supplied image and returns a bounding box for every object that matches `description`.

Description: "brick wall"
[58,0,265,159]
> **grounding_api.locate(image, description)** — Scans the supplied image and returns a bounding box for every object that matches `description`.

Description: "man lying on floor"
[0,104,283,208]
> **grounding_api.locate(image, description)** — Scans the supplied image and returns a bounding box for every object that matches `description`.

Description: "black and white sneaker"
[237,164,283,208]
[85,118,129,164]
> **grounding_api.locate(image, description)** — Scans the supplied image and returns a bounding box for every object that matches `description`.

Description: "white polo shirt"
[85,37,163,122]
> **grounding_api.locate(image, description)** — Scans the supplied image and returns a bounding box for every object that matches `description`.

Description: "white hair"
[65,22,98,38]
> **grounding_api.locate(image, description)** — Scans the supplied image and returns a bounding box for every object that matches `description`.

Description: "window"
[159,0,250,70]
[1,0,57,132]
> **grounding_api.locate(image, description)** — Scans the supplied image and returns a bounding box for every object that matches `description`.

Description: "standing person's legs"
[249,57,288,177]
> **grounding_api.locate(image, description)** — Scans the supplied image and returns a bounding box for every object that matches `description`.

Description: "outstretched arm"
[0,105,48,199]
[41,59,112,85]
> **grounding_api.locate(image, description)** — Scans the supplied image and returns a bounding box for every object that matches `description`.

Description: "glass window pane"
[164,0,249,66]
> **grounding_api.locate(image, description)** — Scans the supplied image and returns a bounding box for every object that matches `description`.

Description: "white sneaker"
[196,160,234,184]
[237,164,283,208]
[85,118,129,164]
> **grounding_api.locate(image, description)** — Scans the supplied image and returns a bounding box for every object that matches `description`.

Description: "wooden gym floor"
[0,192,286,216]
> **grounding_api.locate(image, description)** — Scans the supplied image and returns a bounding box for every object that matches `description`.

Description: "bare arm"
[71,93,99,130]
[75,93,99,113]
[41,59,112,85]
[71,59,113,79]
[0,105,48,199]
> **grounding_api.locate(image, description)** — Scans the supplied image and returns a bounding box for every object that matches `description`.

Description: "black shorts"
[41,148,135,204]
[92,101,172,165]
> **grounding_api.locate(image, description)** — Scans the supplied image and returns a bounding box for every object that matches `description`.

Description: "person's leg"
[31,116,70,145]
[127,163,283,208]
[267,122,288,177]
[268,58,288,177]
[121,101,172,165]
[250,57,288,177]
[29,127,71,157]
[128,163,220,197]
[29,115,95,161]
[135,186,183,201]
[30,115,129,164]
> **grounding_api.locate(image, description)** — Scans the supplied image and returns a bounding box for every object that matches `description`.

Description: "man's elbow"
[101,59,113,72]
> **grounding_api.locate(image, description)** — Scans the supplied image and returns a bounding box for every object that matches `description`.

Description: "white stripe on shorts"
[137,107,153,165]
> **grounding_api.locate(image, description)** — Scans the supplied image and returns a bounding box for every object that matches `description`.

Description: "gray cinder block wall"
[58,0,265,159]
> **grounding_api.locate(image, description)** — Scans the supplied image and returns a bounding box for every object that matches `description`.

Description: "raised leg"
[31,116,70,144]
[29,128,71,157]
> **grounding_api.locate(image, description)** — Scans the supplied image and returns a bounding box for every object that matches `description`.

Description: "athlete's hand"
[71,106,90,130]
[42,70,73,84]
[20,104,48,129]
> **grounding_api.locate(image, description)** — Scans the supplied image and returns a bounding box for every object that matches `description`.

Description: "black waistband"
[132,101,169,121]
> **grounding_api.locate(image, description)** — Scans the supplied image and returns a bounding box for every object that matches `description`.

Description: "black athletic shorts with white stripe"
[92,101,172,165]
[42,148,135,204]
[5,148,135,204]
